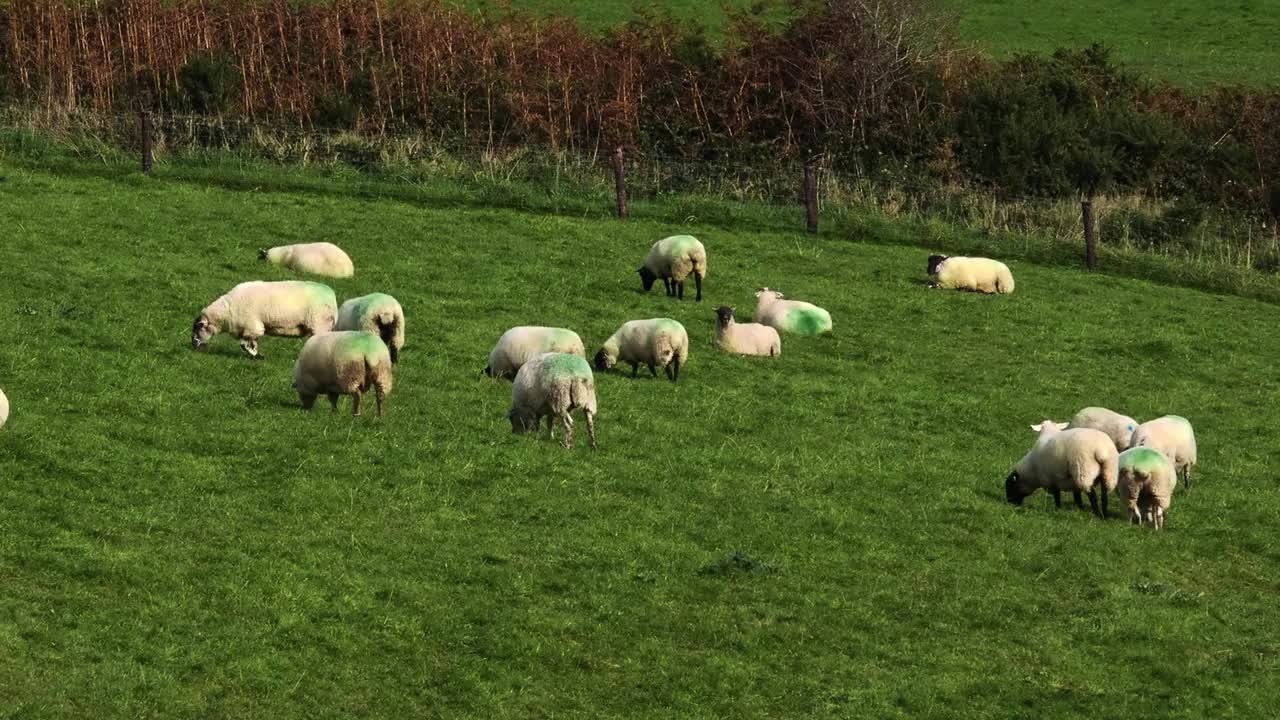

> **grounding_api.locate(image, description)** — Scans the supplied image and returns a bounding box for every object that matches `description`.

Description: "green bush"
[178,52,241,115]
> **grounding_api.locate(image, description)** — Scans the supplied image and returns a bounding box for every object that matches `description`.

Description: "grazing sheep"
[509,352,598,449]
[336,293,405,363]
[1068,406,1138,451]
[1006,421,1119,517]
[593,318,689,382]
[1117,447,1177,529]
[292,331,393,417]
[639,235,707,301]
[259,242,355,278]
[0,387,8,431]
[192,280,337,359]
[484,326,585,379]
[1130,415,1198,490]
[926,255,1015,294]
[714,306,781,357]
[753,288,832,336]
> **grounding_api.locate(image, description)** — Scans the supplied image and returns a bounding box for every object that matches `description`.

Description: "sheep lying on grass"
[639,235,707,302]
[1006,421,1119,517]
[753,288,832,336]
[0,387,8,431]
[1117,447,1177,529]
[1069,406,1138,451]
[1130,415,1197,490]
[509,352,598,449]
[484,326,585,379]
[260,242,354,278]
[293,331,393,417]
[192,280,337,359]
[714,306,781,357]
[336,293,405,363]
[594,318,688,382]
[926,255,1015,294]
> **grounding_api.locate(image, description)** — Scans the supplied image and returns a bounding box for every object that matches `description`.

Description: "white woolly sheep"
[639,235,707,302]
[336,292,405,363]
[260,242,355,278]
[753,288,833,336]
[293,331,394,417]
[192,280,337,359]
[0,387,8,431]
[714,306,781,357]
[1117,447,1177,529]
[484,326,586,379]
[926,255,1015,294]
[508,352,598,449]
[1006,420,1119,517]
[1068,406,1138,451]
[1130,415,1198,490]
[593,318,689,382]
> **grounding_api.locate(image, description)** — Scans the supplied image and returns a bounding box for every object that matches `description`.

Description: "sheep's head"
[715,305,736,326]
[638,266,658,291]
[593,348,615,371]
[755,287,783,300]
[926,254,949,276]
[257,248,269,260]
[508,408,537,434]
[191,316,216,350]
[1005,471,1032,505]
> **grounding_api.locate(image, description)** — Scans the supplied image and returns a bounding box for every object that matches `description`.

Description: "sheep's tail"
[377,314,401,363]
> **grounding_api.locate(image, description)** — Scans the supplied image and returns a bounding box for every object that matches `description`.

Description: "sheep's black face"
[191,317,214,350]
[638,267,658,291]
[593,349,614,371]
[1005,472,1029,505]
[927,254,948,276]
[508,409,536,434]
[257,248,269,260]
[715,305,735,325]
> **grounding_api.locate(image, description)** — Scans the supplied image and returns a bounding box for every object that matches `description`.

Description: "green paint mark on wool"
[342,331,386,356]
[784,307,831,336]
[663,235,701,254]
[651,318,682,333]
[303,281,336,304]
[541,352,591,379]
[1121,447,1169,472]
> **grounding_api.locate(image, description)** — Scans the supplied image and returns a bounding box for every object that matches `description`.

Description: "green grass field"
[2,154,1279,717]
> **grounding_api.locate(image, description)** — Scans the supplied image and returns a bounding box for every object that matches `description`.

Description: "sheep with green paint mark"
[508,352,598,449]
[1068,406,1138,451]
[753,288,832,336]
[484,326,585,379]
[639,235,707,302]
[336,293,405,363]
[1117,447,1177,529]
[593,318,688,382]
[715,306,781,357]
[1130,415,1198,490]
[1006,421,1119,517]
[0,387,8,431]
[926,255,1015,294]
[259,242,354,278]
[292,331,394,417]
[192,280,337,359]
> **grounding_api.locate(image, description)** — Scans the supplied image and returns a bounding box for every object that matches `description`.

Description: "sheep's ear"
[1030,423,1043,432]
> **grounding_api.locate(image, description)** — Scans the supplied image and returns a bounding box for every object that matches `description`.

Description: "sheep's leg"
[375,385,385,417]
[631,362,639,378]
[1100,484,1109,518]
[1072,490,1084,509]
[352,390,362,416]
[1051,488,1062,509]
[561,413,575,449]
[327,393,340,412]
[694,272,703,302]
[300,393,317,410]
[1183,465,1192,492]
[586,411,597,450]
[240,337,261,359]
[544,415,554,439]
[671,358,680,383]
[663,278,672,295]
[1087,489,1101,517]
[664,363,674,381]
[648,363,657,377]
[677,281,685,300]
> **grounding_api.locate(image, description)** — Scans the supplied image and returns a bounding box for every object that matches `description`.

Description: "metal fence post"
[804,157,818,234]
[141,111,153,175]
[613,146,628,219]
[1082,197,1097,270]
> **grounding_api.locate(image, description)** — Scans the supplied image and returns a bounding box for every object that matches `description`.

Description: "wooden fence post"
[1082,196,1097,270]
[612,146,627,219]
[140,111,153,176]
[804,157,818,234]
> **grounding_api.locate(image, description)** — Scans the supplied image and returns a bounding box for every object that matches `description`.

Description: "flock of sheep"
[0,236,1195,528]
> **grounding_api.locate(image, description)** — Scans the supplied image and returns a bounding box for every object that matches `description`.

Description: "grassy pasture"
[1,154,1279,717]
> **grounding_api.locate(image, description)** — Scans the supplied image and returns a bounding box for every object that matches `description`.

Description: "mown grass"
[1,152,1279,718]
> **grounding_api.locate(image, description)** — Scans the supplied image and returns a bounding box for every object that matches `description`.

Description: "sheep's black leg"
[648,363,656,377]
[664,363,674,381]
[328,393,340,412]
[1088,489,1101,517]
[663,278,672,295]
[631,362,639,377]
[352,391,363,417]
[1073,490,1084,509]
[694,272,703,302]
[671,358,680,383]
[300,393,317,410]
[1101,484,1109,518]
[1051,488,1062,509]
[677,281,685,300]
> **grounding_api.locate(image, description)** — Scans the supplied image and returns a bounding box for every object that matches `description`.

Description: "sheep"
[1117,447,1177,529]
[926,255,1015,294]
[1068,406,1138,451]
[638,235,707,302]
[292,330,394,417]
[753,288,833,336]
[336,292,405,363]
[192,280,337,359]
[593,318,689,382]
[714,305,781,357]
[1005,420,1119,517]
[483,326,586,379]
[508,352,598,449]
[259,242,354,279]
[0,387,8,431]
[1130,415,1198,490]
